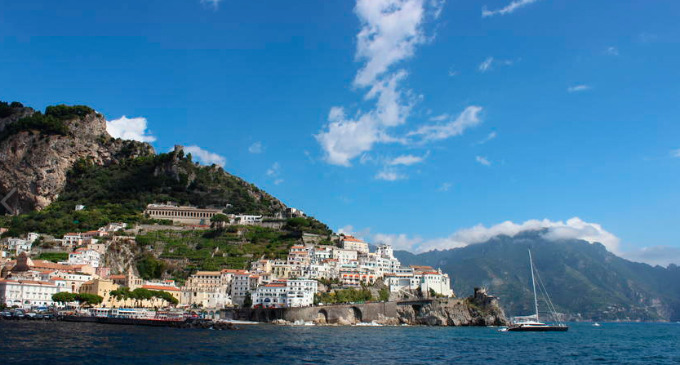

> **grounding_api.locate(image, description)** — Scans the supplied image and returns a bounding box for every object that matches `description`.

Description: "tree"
[210,214,230,230]
[75,293,103,307]
[151,290,179,306]
[211,214,229,223]
[110,287,132,302]
[131,288,153,307]
[243,292,252,308]
[52,292,76,303]
[379,288,390,302]
[136,254,167,279]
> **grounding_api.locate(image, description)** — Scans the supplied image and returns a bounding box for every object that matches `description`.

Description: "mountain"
[395,231,680,321]
[0,101,153,214]
[0,100,289,236]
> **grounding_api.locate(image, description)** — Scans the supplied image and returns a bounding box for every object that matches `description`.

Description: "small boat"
[507,250,569,332]
[592,322,601,327]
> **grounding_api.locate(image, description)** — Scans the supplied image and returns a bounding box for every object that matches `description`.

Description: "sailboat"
[507,250,569,332]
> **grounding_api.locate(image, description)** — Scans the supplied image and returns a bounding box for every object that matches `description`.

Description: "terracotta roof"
[30,260,80,271]
[50,277,66,281]
[109,275,126,279]
[142,285,180,292]
[342,236,365,243]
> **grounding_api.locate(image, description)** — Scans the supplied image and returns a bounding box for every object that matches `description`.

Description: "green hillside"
[1,148,289,236]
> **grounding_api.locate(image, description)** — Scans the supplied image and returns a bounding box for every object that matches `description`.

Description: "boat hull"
[507,325,568,332]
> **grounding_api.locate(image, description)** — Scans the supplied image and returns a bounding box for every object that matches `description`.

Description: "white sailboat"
[507,250,569,332]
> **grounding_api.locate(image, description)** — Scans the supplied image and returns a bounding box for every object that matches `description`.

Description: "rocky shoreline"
[262,288,508,327]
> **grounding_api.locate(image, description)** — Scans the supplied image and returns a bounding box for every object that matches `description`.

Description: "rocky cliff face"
[397,288,509,326]
[0,104,154,214]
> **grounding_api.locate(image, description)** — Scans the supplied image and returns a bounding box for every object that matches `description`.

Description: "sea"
[1,321,679,364]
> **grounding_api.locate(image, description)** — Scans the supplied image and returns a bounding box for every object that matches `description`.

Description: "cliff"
[0,102,154,214]
[247,289,508,326]
[397,288,508,326]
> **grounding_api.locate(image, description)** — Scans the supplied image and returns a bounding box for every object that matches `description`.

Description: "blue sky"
[1,0,679,264]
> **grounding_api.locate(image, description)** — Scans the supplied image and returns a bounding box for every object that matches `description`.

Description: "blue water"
[1,322,679,364]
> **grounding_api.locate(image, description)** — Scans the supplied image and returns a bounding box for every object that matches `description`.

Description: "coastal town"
[0,203,454,320]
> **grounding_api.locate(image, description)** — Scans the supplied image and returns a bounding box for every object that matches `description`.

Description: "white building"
[418,269,454,297]
[341,235,369,254]
[252,279,317,308]
[0,279,59,308]
[67,249,101,268]
[229,272,261,306]
[27,233,40,243]
[99,222,127,232]
[252,280,287,308]
[285,279,317,307]
[62,233,83,247]
[231,214,263,225]
[332,248,358,265]
[5,238,31,255]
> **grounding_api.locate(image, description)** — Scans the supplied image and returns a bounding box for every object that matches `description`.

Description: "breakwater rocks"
[397,288,508,326]
[60,316,238,330]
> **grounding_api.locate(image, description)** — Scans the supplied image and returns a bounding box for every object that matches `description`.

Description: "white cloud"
[437,182,452,192]
[606,46,619,56]
[478,57,517,73]
[622,246,680,267]
[374,217,621,254]
[248,141,263,154]
[316,72,413,166]
[482,0,541,18]
[409,106,483,142]
[567,84,591,93]
[671,149,680,158]
[375,168,407,181]
[106,116,156,143]
[338,225,355,235]
[429,113,449,122]
[266,162,281,177]
[317,0,443,167]
[353,0,428,87]
[373,232,424,251]
[475,156,491,166]
[390,153,427,166]
[200,0,221,10]
[266,162,284,184]
[476,131,497,145]
[478,57,494,72]
[182,145,226,167]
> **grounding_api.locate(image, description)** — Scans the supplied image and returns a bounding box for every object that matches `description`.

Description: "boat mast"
[528,249,539,322]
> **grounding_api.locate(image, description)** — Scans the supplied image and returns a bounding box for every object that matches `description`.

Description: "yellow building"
[79,278,180,308]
